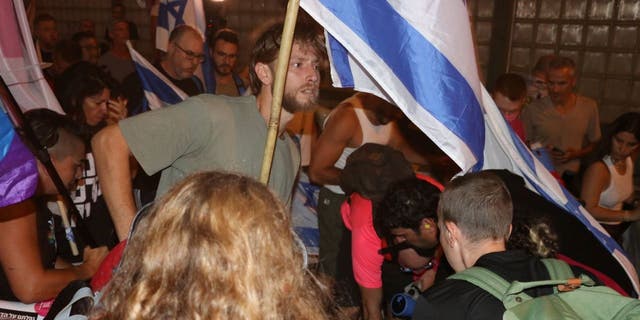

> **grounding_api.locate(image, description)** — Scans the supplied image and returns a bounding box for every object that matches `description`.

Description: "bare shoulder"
[325,101,357,127]
[583,160,610,182]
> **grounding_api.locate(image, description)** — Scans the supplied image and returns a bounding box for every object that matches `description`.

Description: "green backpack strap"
[449,259,595,299]
[541,258,575,280]
[448,266,512,300]
[503,259,595,297]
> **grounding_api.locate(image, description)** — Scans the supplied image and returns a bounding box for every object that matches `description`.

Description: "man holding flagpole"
[93,19,325,240]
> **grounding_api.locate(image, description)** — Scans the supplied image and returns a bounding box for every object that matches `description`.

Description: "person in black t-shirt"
[413,171,585,320]
[121,24,204,116]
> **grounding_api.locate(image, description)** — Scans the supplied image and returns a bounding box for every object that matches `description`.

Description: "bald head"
[163,25,204,80]
[169,25,203,44]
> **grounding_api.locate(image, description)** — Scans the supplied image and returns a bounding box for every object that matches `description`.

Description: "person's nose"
[306,66,319,83]
[620,144,632,155]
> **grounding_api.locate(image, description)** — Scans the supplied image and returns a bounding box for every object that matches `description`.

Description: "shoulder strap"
[192,76,204,94]
[232,73,247,95]
[448,267,511,300]
[541,258,575,280]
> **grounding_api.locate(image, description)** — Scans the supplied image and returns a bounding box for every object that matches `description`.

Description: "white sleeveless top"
[599,155,633,211]
[324,107,394,194]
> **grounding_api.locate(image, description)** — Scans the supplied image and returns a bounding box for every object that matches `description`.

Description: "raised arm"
[92,124,136,240]
[0,201,107,303]
[308,106,357,186]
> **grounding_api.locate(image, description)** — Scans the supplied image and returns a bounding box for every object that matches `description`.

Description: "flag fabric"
[156,0,214,93]
[300,0,640,295]
[127,41,188,112]
[0,106,37,208]
[0,0,63,114]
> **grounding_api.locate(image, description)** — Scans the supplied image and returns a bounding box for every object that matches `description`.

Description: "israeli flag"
[156,0,214,93]
[300,0,639,295]
[127,41,187,111]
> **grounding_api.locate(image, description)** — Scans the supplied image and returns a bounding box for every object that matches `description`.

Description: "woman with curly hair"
[93,172,335,319]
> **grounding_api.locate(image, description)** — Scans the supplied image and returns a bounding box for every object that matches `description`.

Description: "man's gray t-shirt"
[522,95,601,174]
[119,94,300,205]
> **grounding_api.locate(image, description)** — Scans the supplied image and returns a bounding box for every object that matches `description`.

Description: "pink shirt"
[341,175,443,288]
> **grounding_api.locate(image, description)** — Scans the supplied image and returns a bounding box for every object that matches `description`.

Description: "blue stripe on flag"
[318,0,485,168]
[158,0,187,30]
[134,63,184,106]
[327,34,354,87]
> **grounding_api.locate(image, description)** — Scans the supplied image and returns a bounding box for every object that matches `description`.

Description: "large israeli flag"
[300,0,639,295]
[127,41,188,112]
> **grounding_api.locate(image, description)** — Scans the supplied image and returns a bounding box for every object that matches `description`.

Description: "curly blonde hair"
[95,172,333,319]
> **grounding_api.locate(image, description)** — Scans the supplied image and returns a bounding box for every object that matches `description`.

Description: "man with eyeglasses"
[93,19,325,241]
[120,25,206,208]
[123,25,205,116]
[208,28,248,96]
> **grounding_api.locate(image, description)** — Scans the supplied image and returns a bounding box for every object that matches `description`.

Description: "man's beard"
[282,86,319,113]
[215,64,232,76]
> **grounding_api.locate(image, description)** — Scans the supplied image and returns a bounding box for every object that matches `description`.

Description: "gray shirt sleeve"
[119,96,214,176]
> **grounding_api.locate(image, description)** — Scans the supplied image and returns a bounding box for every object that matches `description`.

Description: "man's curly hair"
[374,178,441,238]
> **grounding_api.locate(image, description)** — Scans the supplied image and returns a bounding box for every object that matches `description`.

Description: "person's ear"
[421,218,437,234]
[443,221,458,248]
[254,62,273,87]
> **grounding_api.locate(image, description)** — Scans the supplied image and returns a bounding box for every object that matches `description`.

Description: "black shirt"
[412,250,591,320]
[121,62,203,116]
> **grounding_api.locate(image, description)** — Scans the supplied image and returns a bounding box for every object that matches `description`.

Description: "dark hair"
[493,73,527,101]
[340,143,415,202]
[56,63,118,137]
[439,171,513,242]
[249,19,324,95]
[375,178,441,238]
[588,112,640,166]
[209,28,239,48]
[34,13,56,27]
[23,109,82,157]
[53,39,82,65]
[71,31,96,43]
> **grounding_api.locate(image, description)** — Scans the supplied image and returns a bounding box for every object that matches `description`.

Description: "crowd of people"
[1,2,640,320]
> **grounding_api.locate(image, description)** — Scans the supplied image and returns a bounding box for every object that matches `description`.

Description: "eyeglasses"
[175,43,205,63]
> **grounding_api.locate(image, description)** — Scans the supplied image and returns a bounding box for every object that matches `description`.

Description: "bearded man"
[92,20,325,240]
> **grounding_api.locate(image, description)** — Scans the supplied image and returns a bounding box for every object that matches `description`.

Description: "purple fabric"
[0,131,37,207]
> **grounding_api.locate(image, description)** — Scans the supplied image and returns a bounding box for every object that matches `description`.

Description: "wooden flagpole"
[259,0,301,184]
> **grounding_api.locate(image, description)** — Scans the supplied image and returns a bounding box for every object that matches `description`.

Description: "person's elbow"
[307,164,329,185]
[91,124,129,160]
[92,125,115,154]
[307,166,322,184]
[11,277,53,304]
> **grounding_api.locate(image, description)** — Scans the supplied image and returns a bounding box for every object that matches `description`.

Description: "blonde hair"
[95,172,333,319]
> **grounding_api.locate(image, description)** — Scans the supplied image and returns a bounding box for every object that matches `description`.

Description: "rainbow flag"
[0,108,37,207]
